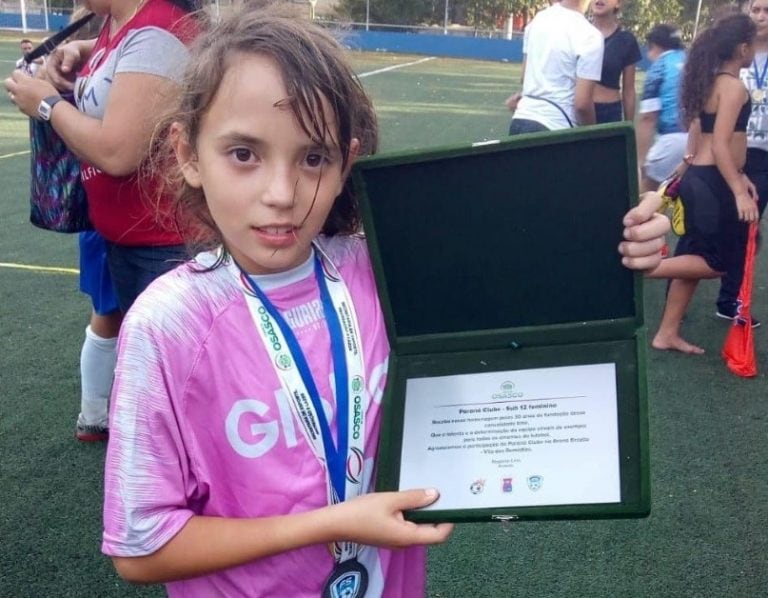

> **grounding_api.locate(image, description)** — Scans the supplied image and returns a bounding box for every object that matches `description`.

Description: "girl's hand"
[4,70,59,119]
[619,192,671,271]
[735,191,759,223]
[505,92,522,112]
[326,489,454,549]
[743,173,759,202]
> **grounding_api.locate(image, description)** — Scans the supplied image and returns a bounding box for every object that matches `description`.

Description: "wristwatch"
[37,95,64,121]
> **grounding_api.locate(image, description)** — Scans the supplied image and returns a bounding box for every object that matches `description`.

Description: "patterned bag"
[28,95,92,233]
[24,12,95,233]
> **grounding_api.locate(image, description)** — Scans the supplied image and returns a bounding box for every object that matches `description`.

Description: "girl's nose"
[263,164,297,208]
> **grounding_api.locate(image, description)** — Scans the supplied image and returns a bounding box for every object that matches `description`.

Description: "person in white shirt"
[15,38,43,76]
[506,0,604,134]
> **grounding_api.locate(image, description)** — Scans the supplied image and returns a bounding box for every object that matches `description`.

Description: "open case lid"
[352,124,643,355]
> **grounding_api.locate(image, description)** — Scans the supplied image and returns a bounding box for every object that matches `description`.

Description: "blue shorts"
[105,242,188,313]
[79,231,120,315]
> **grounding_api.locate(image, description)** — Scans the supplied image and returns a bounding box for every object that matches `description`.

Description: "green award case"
[351,124,650,523]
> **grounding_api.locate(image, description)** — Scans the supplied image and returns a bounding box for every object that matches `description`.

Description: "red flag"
[722,222,759,377]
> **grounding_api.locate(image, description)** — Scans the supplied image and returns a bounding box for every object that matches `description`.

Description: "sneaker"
[75,414,108,442]
[715,308,761,329]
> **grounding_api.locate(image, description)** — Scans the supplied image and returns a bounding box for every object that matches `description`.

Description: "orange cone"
[722,222,759,377]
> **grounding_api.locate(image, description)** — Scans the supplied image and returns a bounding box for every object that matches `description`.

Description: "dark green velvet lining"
[353,125,649,522]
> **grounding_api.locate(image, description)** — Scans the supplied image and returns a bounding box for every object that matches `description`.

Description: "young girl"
[101,4,670,596]
[716,0,768,321]
[649,13,759,354]
[590,0,642,123]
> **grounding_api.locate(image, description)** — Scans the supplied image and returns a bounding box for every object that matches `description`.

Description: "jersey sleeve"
[640,60,664,113]
[102,305,196,557]
[575,28,605,81]
[625,32,642,67]
[114,26,189,81]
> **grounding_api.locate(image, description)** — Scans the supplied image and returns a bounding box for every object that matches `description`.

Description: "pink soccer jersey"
[102,236,426,597]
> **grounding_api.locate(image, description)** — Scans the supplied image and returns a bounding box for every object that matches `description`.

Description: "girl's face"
[646,44,662,62]
[750,0,768,37]
[590,0,619,18]
[174,54,356,275]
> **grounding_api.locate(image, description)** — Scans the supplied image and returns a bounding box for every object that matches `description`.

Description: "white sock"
[79,325,117,427]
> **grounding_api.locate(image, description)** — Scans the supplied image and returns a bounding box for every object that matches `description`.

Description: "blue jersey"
[640,49,686,135]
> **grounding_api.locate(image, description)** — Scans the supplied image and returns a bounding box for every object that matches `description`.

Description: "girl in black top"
[646,14,758,355]
[716,0,768,321]
[590,0,642,123]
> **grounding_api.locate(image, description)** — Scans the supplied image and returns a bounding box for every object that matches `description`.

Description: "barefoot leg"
[652,278,706,354]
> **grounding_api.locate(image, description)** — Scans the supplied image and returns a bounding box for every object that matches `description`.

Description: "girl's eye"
[233,148,253,163]
[305,152,328,168]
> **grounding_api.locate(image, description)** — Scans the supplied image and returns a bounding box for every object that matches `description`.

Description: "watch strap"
[38,95,64,121]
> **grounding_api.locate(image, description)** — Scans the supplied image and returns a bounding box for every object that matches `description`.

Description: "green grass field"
[2,38,768,597]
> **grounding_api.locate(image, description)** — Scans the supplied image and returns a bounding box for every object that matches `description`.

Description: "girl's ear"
[170,122,202,189]
[336,137,360,197]
[338,137,361,195]
[344,138,361,175]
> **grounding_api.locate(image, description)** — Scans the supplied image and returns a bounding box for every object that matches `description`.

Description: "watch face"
[37,96,60,121]
[37,101,51,121]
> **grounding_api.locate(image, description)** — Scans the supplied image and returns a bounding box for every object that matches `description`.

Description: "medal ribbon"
[753,56,768,92]
[232,245,366,563]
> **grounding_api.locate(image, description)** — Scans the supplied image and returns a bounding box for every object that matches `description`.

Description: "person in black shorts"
[646,14,759,355]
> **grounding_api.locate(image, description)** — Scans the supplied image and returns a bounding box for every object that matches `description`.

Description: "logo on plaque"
[502,478,513,493]
[492,381,523,400]
[527,475,543,491]
[469,479,486,494]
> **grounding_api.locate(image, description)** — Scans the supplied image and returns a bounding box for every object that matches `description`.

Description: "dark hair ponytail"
[681,13,756,126]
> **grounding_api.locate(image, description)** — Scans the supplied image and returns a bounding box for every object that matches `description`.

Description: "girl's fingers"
[408,522,454,545]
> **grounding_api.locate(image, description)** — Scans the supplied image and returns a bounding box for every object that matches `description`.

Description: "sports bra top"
[699,73,751,133]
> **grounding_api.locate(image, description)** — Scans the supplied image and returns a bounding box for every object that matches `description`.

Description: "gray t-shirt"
[75,26,189,118]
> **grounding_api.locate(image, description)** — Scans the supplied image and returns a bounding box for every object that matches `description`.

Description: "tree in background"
[334,0,744,38]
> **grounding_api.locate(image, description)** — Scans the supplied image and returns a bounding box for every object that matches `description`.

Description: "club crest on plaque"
[469,479,486,494]
[502,478,513,493]
[527,475,543,491]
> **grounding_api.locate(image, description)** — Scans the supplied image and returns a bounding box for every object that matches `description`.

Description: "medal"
[233,245,370,593]
[322,558,369,598]
[751,56,768,104]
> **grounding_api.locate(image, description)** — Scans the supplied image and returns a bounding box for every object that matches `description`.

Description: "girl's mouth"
[253,225,299,247]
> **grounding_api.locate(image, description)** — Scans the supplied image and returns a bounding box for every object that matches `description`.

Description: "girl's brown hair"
[680,13,756,126]
[157,1,378,254]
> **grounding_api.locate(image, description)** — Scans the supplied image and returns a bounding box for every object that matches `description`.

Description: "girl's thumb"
[400,488,441,509]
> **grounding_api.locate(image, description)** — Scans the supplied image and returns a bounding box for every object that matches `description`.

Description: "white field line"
[358,56,436,78]
[0,150,30,160]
